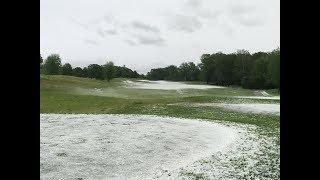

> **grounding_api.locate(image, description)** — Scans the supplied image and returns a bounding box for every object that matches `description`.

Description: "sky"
[40,0,280,74]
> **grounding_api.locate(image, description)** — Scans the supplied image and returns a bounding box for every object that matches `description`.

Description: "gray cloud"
[184,0,220,20]
[166,0,219,33]
[124,39,136,46]
[132,34,165,46]
[41,0,279,74]
[92,17,161,44]
[228,3,262,27]
[71,18,89,30]
[83,39,100,46]
[90,14,117,25]
[168,14,202,32]
[229,11,262,27]
[131,21,160,33]
[197,10,220,20]
[97,29,106,37]
[235,16,262,26]
[230,4,256,15]
[106,29,117,35]
[185,0,203,9]
[97,28,117,37]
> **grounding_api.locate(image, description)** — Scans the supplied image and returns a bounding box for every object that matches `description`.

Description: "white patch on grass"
[171,124,280,179]
[41,114,279,179]
[123,80,224,90]
[233,96,280,100]
[93,88,103,93]
[169,103,280,116]
[137,79,152,82]
[260,91,270,96]
[73,87,130,98]
[40,114,237,179]
[215,103,280,116]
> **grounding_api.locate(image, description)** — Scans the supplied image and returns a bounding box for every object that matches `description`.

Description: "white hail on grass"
[123,80,225,90]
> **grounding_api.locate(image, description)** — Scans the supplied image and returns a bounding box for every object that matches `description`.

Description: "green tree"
[82,67,89,78]
[43,54,62,75]
[179,62,190,81]
[40,54,43,64]
[268,48,280,90]
[104,61,115,82]
[187,62,200,81]
[87,64,105,80]
[62,63,73,75]
[164,65,182,81]
[250,56,272,89]
[40,54,44,74]
[133,71,139,78]
[199,54,214,84]
[72,67,84,77]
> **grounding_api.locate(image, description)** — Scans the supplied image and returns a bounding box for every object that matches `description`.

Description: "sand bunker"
[123,80,224,90]
[40,114,237,179]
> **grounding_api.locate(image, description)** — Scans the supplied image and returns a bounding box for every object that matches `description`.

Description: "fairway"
[40,75,280,179]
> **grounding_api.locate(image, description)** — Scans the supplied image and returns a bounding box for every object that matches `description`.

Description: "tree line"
[146,48,280,90]
[41,48,279,90]
[40,54,145,81]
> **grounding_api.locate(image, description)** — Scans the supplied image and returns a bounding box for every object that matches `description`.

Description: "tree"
[82,67,89,78]
[43,54,62,75]
[40,54,44,74]
[87,64,105,80]
[114,65,137,78]
[133,71,139,78]
[104,61,115,82]
[147,68,166,80]
[62,63,73,75]
[164,65,182,81]
[199,54,214,84]
[268,48,280,90]
[72,67,84,77]
[250,56,269,88]
[179,62,190,81]
[40,54,43,64]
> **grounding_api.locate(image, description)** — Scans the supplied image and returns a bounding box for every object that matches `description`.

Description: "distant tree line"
[40,54,145,81]
[146,48,280,90]
[40,48,279,90]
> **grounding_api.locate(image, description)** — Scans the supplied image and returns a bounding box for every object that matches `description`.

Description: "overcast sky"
[40,0,279,74]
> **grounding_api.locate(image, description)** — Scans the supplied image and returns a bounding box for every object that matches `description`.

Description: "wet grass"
[40,75,280,179]
[40,75,279,129]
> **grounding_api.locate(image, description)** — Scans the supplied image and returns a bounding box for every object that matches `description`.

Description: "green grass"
[40,75,280,179]
[40,75,279,130]
[265,89,280,96]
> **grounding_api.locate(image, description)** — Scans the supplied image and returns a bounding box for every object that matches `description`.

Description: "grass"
[40,75,280,179]
[40,75,279,128]
[265,89,280,96]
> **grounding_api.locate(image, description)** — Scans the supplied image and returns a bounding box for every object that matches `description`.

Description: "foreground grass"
[40,75,280,179]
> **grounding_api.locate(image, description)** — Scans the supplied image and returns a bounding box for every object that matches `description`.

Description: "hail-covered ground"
[41,114,236,179]
[123,80,224,90]
[40,76,280,179]
[169,103,280,116]
[40,114,279,180]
